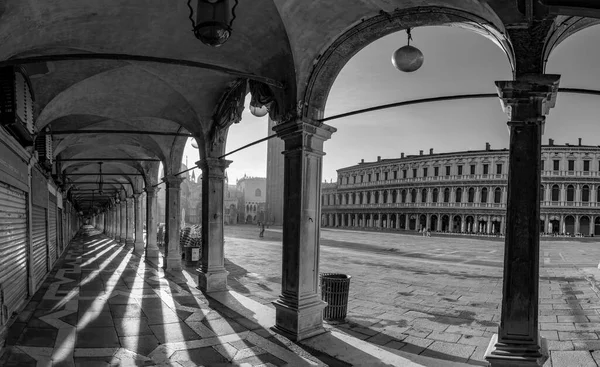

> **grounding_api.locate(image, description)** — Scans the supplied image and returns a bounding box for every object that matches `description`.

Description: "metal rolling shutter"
[31,205,47,290]
[58,208,63,255]
[0,182,28,325]
[48,194,57,267]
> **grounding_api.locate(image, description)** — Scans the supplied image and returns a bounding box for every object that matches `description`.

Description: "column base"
[134,241,145,254]
[272,297,327,342]
[197,269,229,292]
[485,334,548,367]
[164,254,182,271]
[126,238,135,247]
[146,247,160,259]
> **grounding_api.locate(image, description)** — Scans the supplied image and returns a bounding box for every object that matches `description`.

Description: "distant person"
[259,221,265,238]
[426,228,431,237]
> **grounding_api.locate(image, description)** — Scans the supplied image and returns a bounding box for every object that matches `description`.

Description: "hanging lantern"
[392,28,424,72]
[187,0,239,47]
[249,104,268,117]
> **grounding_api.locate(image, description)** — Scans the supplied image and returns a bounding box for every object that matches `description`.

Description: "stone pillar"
[590,216,595,236]
[133,193,144,254]
[197,158,231,292]
[125,197,135,246]
[164,175,185,270]
[485,74,559,367]
[271,119,335,341]
[145,187,160,259]
[425,214,430,231]
[405,214,409,230]
[575,215,580,235]
[460,215,466,232]
[120,200,126,244]
[437,215,442,231]
[560,215,565,234]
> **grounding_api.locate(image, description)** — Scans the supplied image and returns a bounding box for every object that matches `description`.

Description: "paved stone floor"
[0,226,340,367]
[223,225,600,367]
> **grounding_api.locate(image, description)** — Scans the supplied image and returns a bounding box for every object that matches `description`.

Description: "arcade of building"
[2,2,600,366]
[322,141,600,237]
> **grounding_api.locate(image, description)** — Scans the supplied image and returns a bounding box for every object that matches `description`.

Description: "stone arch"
[301,6,513,120]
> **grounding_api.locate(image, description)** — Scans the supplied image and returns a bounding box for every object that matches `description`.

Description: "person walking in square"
[259,221,265,238]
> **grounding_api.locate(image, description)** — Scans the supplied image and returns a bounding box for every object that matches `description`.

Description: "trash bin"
[320,273,351,321]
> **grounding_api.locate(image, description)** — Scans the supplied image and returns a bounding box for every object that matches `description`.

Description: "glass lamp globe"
[392,45,424,72]
[250,104,269,117]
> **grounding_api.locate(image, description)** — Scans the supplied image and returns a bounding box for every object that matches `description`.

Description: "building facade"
[237,176,267,223]
[265,118,285,225]
[322,141,600,237]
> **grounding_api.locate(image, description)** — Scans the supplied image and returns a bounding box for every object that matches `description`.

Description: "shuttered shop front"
[0,182,28,322]
[48,193,57,267]
[31,205,47,290]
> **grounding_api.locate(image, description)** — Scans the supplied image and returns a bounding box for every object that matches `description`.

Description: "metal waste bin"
[320,273,351,320]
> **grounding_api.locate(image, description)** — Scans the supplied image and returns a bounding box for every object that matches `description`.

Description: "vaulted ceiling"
[1,0,599,212]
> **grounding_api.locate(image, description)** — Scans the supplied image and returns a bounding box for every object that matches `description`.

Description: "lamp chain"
[406,28,413,46]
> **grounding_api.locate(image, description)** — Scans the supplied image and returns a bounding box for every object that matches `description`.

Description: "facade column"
[560,215,565,234]
[460,215,466,232]
[120,200,126,244]
[544,215,549,234]
[271,119,335,341]
[197,158,232,292]
[405,214,409,230]
[396,214,401,229]
[145,187,160,259]
[437,214,442,231]
[591,216,595,236]
[425,214,430,231]
[133,193,144,254]
[575,215,580,235]
[125,196,135,246]
[560,184,566,205]
[485,74,559,367]
[164,175,185,270]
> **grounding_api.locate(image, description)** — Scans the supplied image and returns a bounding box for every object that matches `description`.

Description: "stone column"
[405,214,409,230]
[197,158,231,292]
[271,119,335,341]
[575,215,580,235]
[544,215,549,234]
[164,175,185,270]
[133,193,144,254]
[120,200,127,245]
[145,187,160,259]
[396,214,401,229]
[485,74,559,367]
[125,197,135,246]
[560,215,565,234]
[425,214,430,231]
[437,215,442,231]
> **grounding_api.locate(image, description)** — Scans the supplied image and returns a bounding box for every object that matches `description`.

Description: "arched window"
[401,190,407,203]
[366,192,371,204]
[255,188,261,197]
[374,191,380,204]
[432,188,439,203]
[392,190,398,203]
[253,204,257,211]
[567,185,575,202]
[582,185,590,202]
[345,193,350,204]
[246,204,250,211]
[494,187,502,203]
[468,187,475,203]
[321,196,325,206]
[455,188,462,203]
[481,187,488,203]
[421,188,427,203]
[552,185,560,201]
[352,192,356,204]
[443,188,450,203]
[411,189,417,203]
[540,185,544,202]
[383,191,388,204]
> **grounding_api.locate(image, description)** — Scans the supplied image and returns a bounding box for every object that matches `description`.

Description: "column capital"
[495,74,561,121]
[144,186,160,195]
[196,158,232,178]
[272,120,336,153]
[132,193,142,200]
[163,175,185,188]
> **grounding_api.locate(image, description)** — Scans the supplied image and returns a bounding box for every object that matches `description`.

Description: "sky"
[183,24,600,184]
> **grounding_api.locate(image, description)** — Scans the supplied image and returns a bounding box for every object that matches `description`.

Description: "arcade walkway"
[0,227,342,367]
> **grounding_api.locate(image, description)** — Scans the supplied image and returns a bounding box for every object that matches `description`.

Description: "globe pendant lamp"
[249,104,269,117]
[392,28,424,72]
[187,0,239,47]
